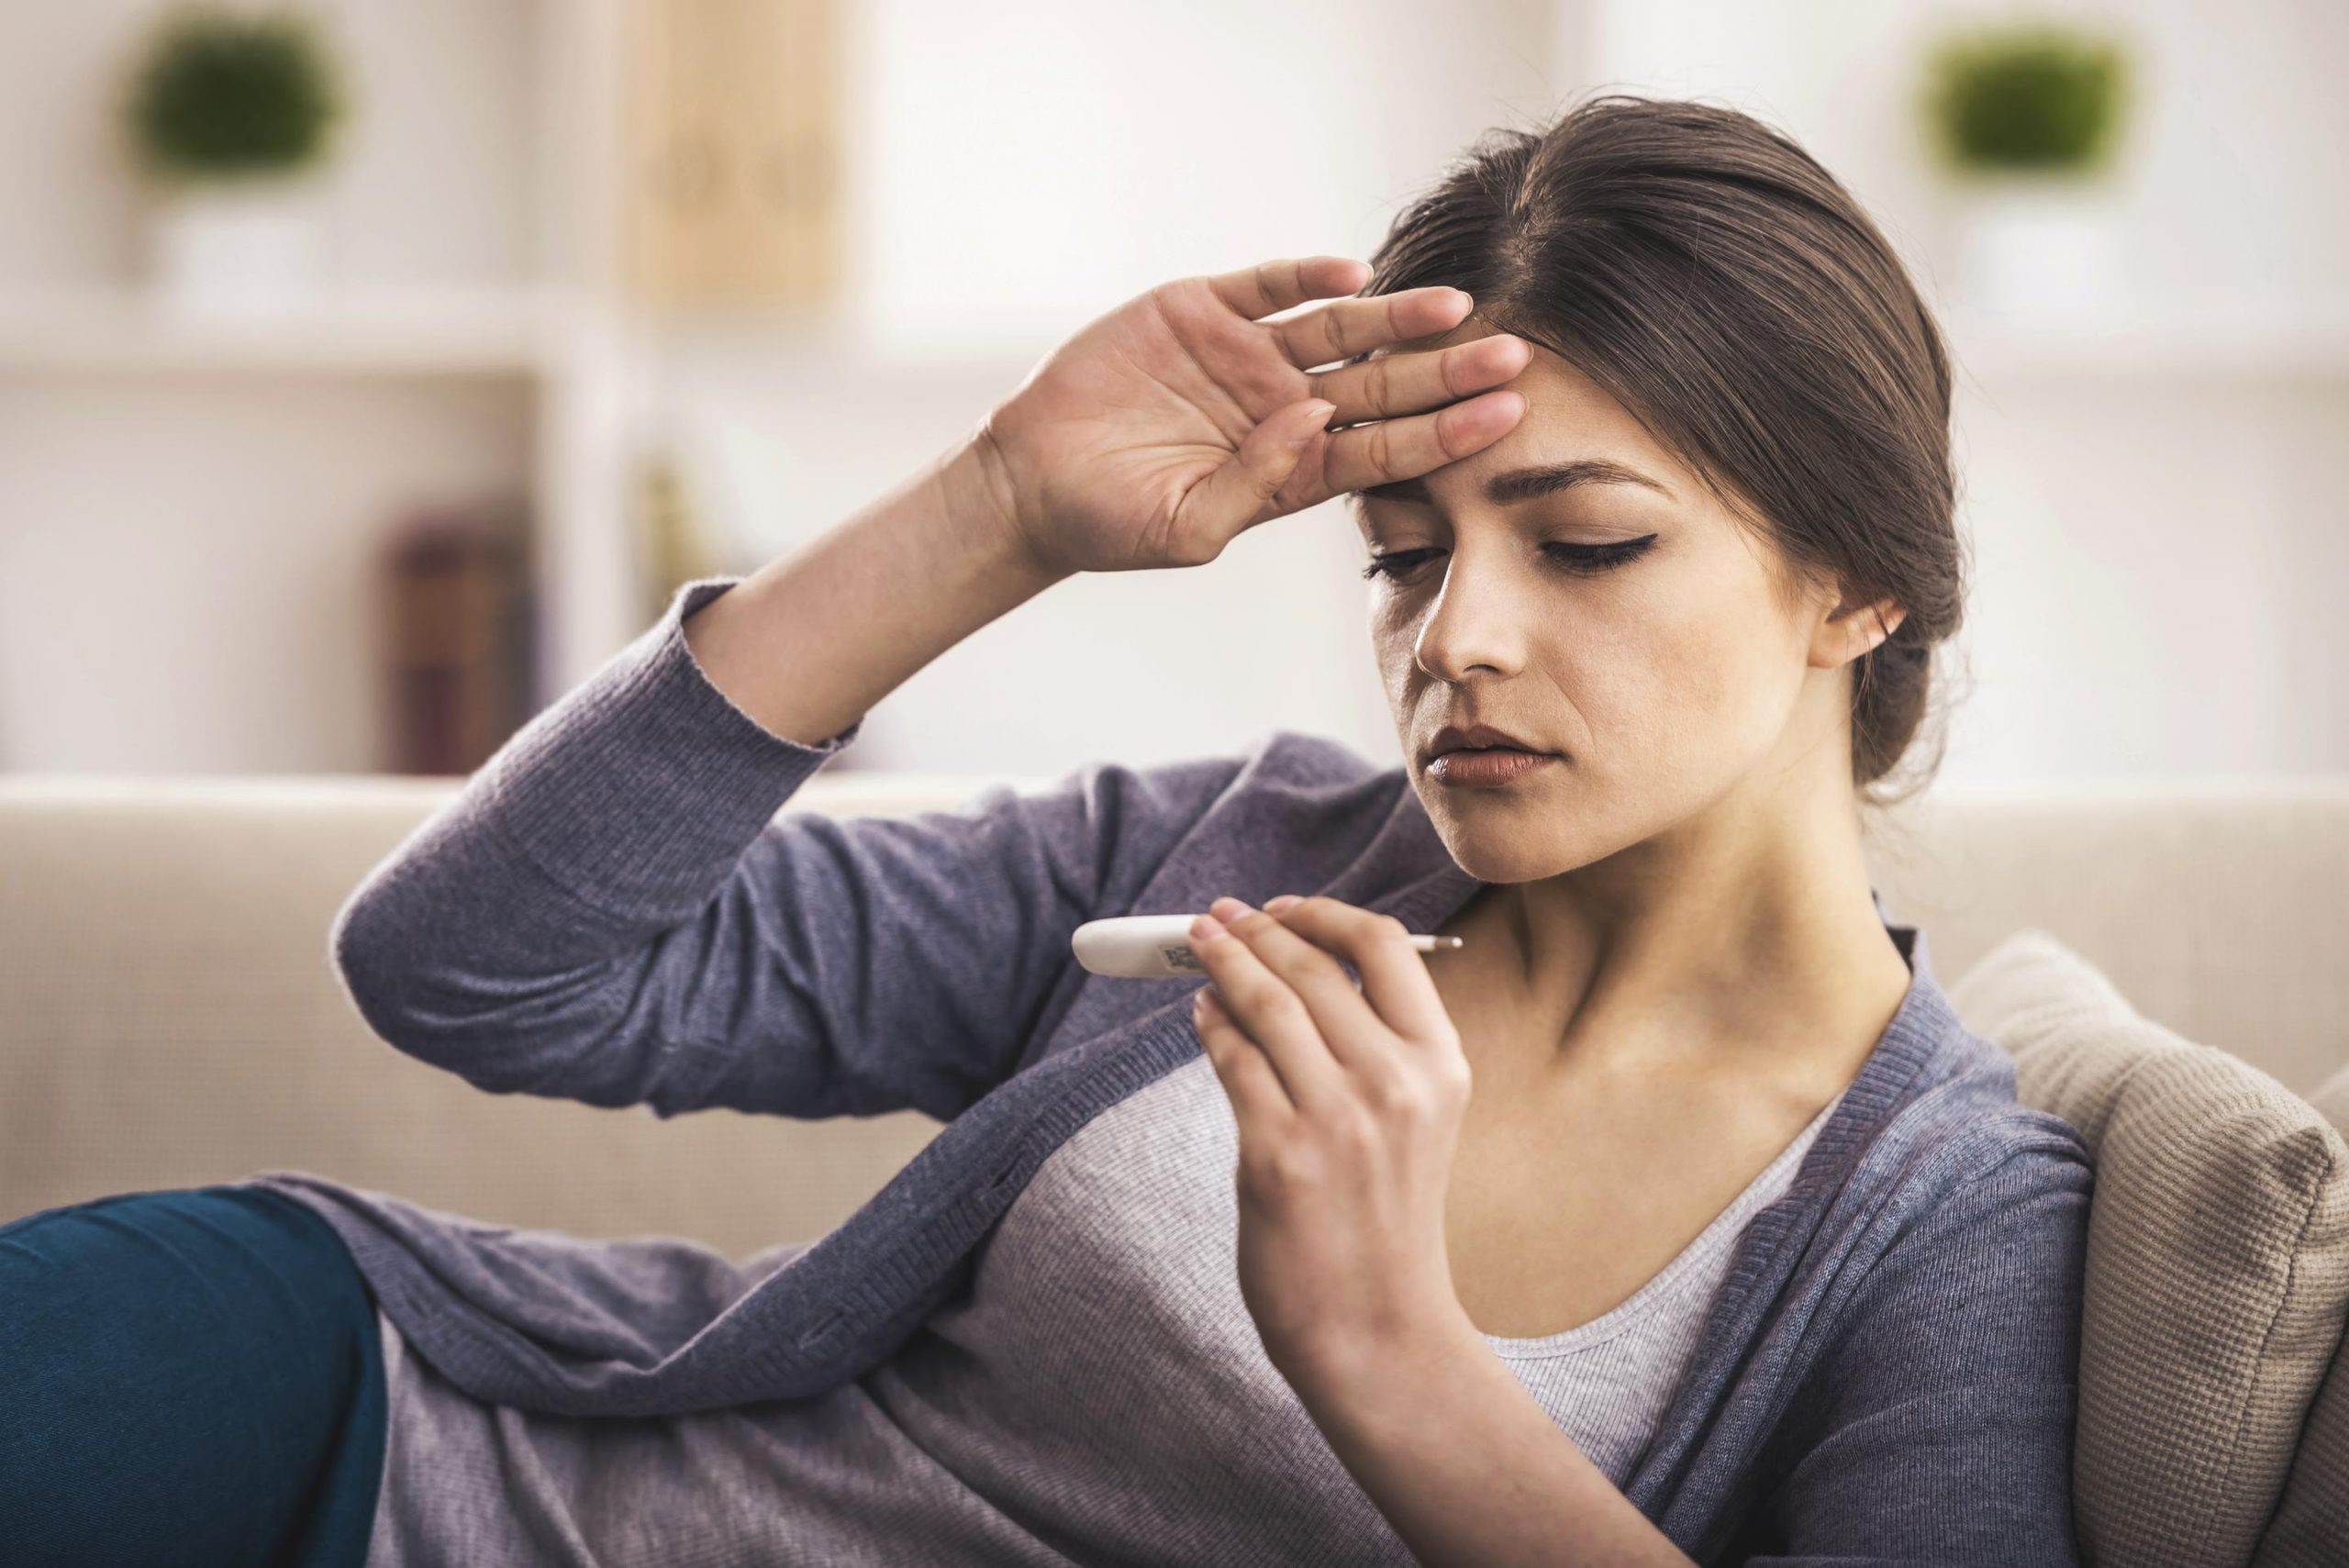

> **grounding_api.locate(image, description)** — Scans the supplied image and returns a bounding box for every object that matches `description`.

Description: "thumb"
[1177,398,1336,543]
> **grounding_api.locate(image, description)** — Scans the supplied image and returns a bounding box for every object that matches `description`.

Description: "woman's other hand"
[1185,892,1475,1389]
[974,256,1530,577]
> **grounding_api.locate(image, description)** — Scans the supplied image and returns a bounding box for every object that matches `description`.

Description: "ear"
[1808,586,1907,672]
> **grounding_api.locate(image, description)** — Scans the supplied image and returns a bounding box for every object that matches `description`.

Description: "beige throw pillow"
[1950,929,2349,1568]
[2310,1064,2349,1133]
[2253,1062,2349,1566]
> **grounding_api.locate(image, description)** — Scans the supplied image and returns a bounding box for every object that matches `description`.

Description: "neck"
[1458,754,1911,1088]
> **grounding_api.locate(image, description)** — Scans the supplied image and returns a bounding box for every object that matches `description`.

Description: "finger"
[1203,255,1372,323]
[1208,902,1397,1078]
[1312,390,1527,501]
[1192,986,1297,1126]
[1267,284,1475,371]
[1190,919,1350,1114]
[1266,897,1458,1047]
[1308,332,1531,427]
[1173,397,1336,542]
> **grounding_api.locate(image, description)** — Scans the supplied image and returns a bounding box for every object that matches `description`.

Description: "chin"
[1429,816,1610,886]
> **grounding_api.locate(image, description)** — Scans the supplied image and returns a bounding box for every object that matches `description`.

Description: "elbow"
[328,879,426,1053]
[326,873,643,1097]
[327,876,490,1070]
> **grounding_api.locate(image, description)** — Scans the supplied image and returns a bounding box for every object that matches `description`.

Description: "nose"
[1410,543,1532,683]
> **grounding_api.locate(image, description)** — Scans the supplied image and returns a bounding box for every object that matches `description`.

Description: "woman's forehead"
[1359,333,1691,495]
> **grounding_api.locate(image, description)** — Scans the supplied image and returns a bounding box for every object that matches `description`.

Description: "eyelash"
[1358,536,1658,583]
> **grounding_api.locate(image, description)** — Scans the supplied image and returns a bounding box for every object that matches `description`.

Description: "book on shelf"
[375,497,536,775]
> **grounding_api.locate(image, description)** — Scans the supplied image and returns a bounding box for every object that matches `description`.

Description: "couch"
[4,770,2344,1565]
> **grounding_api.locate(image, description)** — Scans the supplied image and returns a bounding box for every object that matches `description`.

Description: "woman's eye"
[1546,537,1656,573]
[1359,549,1440,582]
[1359,536,1657,582]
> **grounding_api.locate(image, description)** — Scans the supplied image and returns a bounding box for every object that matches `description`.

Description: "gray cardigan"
[250,575,2093,1565]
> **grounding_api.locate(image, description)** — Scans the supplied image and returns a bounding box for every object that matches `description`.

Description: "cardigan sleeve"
[1744,1119,2095,1567]
[328,575,1250,1123]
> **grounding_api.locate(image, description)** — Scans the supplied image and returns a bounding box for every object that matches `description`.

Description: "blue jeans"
[0,1184,387,1567]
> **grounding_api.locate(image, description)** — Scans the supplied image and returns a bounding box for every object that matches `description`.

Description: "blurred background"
[0,0,2342,785]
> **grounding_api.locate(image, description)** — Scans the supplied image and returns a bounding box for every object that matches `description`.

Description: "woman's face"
[1353,318,1887,884]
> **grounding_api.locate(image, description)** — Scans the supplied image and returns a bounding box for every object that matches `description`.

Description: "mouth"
[1423,720,1549,763]
[1426,745,1560,786]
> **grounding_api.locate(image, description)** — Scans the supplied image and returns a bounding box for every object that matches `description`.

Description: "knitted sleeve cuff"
[475,575,866,919]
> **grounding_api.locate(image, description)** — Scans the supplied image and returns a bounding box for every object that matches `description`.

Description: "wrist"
[948,423,1066,584]
[1278,1292,1480,1407]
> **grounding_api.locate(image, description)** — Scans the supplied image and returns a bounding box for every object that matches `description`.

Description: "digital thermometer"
[1071,913,1464,978]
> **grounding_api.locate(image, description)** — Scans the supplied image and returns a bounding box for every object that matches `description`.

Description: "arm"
[330,439,1236,1122]
[333,255,1531,1122]
[675,428,1057,751]
[329,627,1250,1122]
[1291,1311,1699,1568]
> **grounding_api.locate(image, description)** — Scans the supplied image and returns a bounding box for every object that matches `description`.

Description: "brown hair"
[1353,94,1965,805]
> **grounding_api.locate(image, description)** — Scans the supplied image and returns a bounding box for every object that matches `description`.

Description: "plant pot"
[144,178,332,317]
[1946,176,2122,318]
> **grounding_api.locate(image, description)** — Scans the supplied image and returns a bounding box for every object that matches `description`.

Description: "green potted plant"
[114,3,351,314]
[1920,21,2130,315]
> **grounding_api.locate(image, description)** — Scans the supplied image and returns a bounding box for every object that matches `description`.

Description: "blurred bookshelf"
[0,287,570,377]
[0,0,842,776]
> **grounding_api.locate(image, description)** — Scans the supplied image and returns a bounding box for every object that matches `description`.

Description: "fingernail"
[1264,895,1302,913]
[1210,896,1253,920]
[1189,914,1225,942]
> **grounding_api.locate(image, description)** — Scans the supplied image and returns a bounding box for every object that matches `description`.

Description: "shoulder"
[1885,1021,2097,1208]
[1759,1094,2092,1563]
[966,728,1411,887]
[1167,726,1397,798]
[1113,726,1409,840]
[1045,728,1438,921]
[1782,1006,2094,1358]
[1253,726,1392,781]
[1822,1022,2095,1336]
[1039,727,1390,803]
[1219,728,1424,861]
[1760,1026,2091,1485]
[1906,1095,2094,1280]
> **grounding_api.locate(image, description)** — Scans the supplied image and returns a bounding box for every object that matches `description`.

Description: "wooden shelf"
[0,287,580,377]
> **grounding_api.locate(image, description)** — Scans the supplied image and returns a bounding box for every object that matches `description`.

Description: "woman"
[2,95,2090,1566]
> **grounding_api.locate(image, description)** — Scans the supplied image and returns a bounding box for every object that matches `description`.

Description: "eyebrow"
[1353,459,1671,507]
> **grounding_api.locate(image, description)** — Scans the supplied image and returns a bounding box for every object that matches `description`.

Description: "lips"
[1425,720,1549,763]
[1429,747,1559,786]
